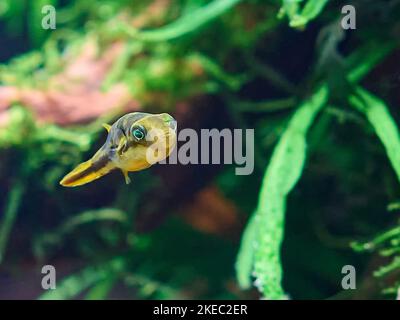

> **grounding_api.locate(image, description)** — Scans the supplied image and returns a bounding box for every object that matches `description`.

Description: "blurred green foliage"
[0,0,399,300]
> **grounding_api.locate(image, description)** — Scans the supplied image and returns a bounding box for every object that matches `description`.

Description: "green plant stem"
[349,87,400,182]
[239,85,328,299]
[236,40,396,299]
[0,180,25,264]
[129,0,243,42]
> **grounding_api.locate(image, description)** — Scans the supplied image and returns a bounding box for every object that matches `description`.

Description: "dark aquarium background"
[0,0,399,299]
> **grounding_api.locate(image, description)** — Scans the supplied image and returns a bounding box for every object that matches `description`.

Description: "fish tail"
[60,154,115,187]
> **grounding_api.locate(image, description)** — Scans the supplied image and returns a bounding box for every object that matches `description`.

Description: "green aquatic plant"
[278,0,329,28]
[0,0,399,300]
[237,86,329,299]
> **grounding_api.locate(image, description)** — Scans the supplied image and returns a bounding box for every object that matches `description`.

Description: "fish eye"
[131,125,146,141]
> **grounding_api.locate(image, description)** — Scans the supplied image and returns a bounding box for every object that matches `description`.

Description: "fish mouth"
[168,119,177,131]
[159,113,177,132]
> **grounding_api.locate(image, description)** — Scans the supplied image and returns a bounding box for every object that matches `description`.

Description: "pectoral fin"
[60,156,115,187]
[121,170,131,184]
[102,123,112,132]
[116,136,128,155]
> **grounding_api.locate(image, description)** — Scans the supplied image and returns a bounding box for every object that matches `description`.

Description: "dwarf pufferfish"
[60,112,177,187]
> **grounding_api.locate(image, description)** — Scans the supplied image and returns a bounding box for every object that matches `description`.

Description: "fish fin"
[121,170,131,184]
[117,136,128,155]
[60,157,115,187]
[102,123,112,132]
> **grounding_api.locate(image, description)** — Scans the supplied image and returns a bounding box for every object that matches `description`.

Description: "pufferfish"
[60,112,177,187]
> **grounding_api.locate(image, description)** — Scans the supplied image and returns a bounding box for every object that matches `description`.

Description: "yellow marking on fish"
[60,112,177,187]
[102,123,112,132]
[60,159,115,187]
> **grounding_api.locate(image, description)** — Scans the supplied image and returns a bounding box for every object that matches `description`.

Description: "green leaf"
[349,87,400,182]
[58,208,128,234]
[279,0,328,28]
[39,257,125,300]
[293,0,329,27]
[135,0,242,41]
[235,214,258,289]
[278,0,302,22]
[347,42,396,83]
[235,39,395,299]
[33,208,127,259]
[85,278,116,300]
[0,180,25,264]
[237,86,328,299]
